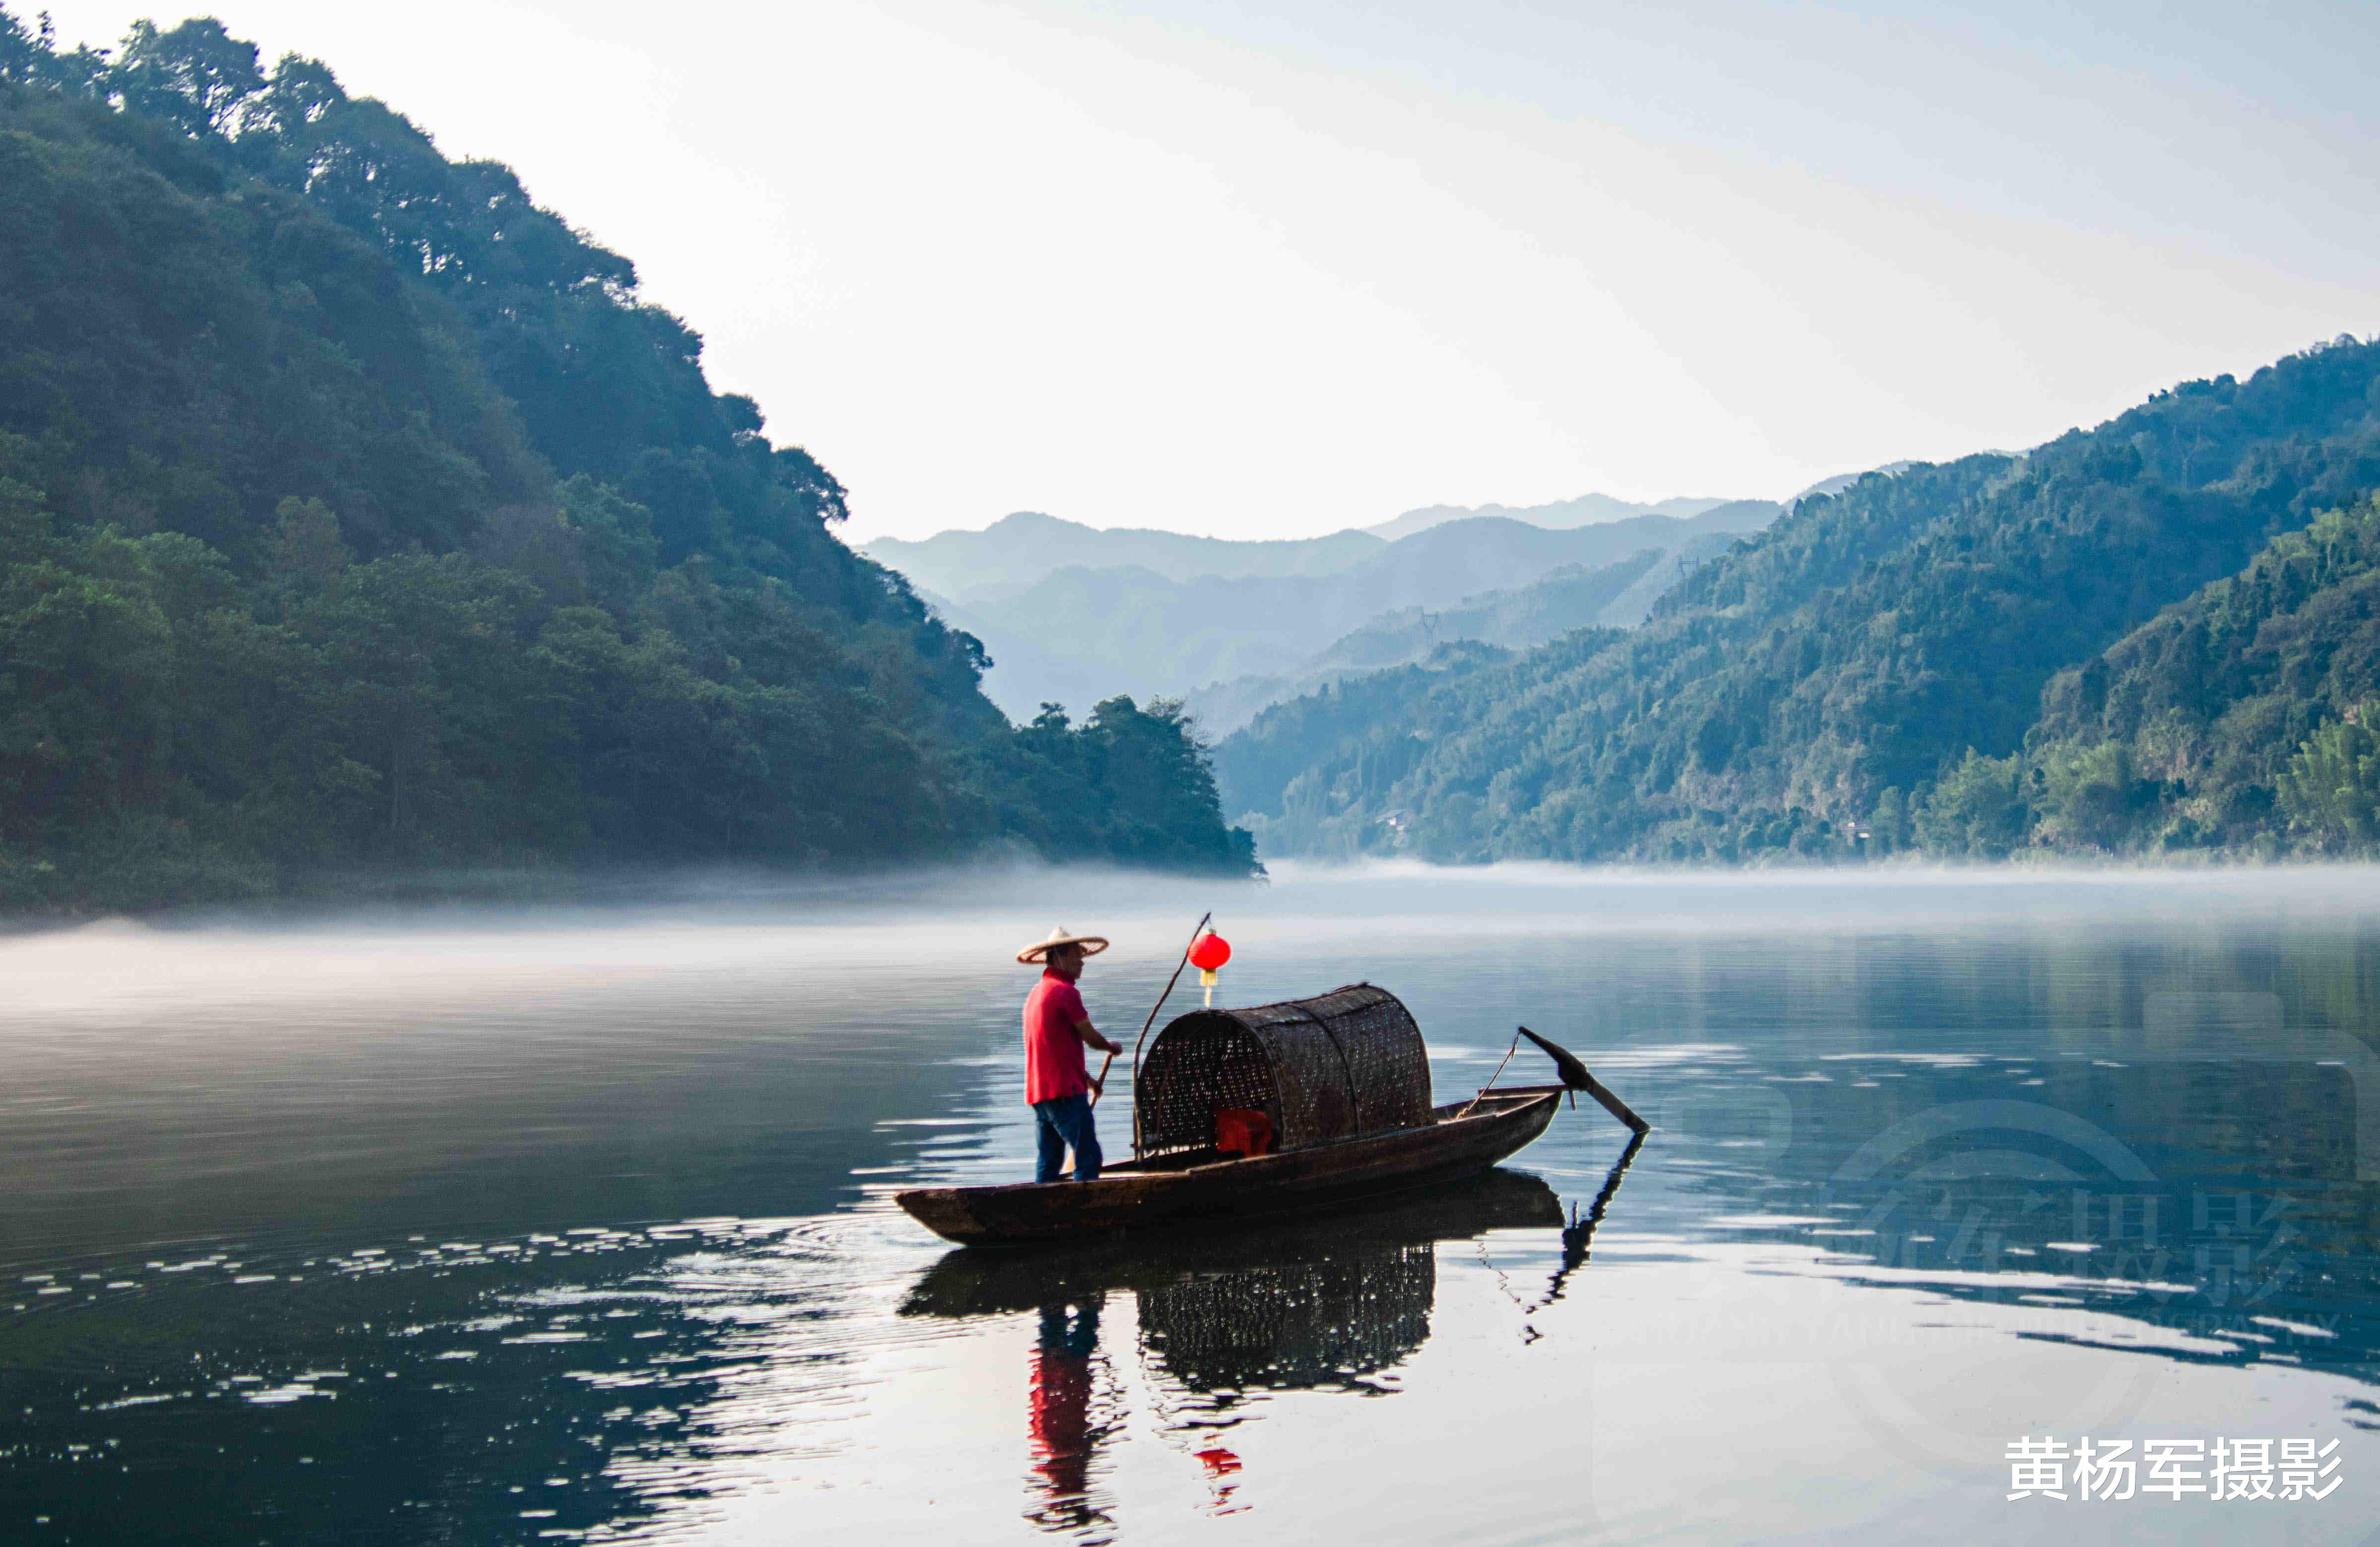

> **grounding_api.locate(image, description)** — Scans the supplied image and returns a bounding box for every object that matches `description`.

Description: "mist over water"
[4,863,2379,1544]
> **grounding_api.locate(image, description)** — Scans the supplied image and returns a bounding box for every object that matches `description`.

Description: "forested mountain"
[0,11,1254,908]
[1218,340,2380,862]
[2001,491,2380,856]
[1213,640,1542,825]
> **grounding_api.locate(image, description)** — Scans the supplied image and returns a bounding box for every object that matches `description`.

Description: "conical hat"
[1017,925,1111,965]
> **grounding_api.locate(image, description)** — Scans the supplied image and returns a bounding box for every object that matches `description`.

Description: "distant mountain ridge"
[863,512,1384,603]
[919,502,1782,720]
[1361,476,1917,544]
[1364,492,1736,542]
[864,491,1806,607]
[1182,547,1673,735]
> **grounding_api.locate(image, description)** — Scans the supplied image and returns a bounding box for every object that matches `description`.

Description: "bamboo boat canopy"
[1136,983,1433,1156]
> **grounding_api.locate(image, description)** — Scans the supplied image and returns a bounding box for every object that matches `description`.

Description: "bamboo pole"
[1128,910,1212,1159]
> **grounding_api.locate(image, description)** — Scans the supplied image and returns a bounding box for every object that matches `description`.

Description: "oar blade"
[1518,1026,1650,1134]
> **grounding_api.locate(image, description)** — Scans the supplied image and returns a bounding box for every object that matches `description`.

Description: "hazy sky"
[34,1,2380,540]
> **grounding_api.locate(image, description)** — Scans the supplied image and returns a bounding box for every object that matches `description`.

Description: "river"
[3,864,2377,1544]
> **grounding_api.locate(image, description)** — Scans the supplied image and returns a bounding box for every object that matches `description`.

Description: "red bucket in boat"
[1214,1107,1273,1157]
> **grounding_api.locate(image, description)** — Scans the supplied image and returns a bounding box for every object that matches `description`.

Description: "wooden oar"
[1060,1050,1121,1183]
[1519,1026,1650,1134]
[1127,910,1213,1155]
[1463,1025,1648,1133]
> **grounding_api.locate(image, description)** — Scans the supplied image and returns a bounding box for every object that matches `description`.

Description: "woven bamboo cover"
[1135,982,1432,1155]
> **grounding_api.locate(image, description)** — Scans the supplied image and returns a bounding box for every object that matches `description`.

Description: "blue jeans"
[1033,1094,1103,1184]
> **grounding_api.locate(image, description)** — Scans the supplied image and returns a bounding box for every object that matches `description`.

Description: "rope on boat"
[1457,1028,1525,1120]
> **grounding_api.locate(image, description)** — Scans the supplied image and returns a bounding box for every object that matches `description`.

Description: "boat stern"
[894,1187,1000,1246]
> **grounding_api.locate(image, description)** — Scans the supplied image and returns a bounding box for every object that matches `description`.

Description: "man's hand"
[1100,1035,1125,1057]
[1087,1074,1104,1096]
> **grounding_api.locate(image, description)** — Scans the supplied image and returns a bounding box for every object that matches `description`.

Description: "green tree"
[114,19,265,139]
[1913,752,2030,859]
[1868,786,1909,853]
[2277,709,2380,846]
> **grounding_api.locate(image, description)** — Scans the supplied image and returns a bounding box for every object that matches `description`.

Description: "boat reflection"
[902,1168,1567,1530]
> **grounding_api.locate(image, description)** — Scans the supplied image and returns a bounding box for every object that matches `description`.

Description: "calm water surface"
[3,864,2379,1545]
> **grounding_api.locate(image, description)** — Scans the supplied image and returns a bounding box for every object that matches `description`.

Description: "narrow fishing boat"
[900,1166,1568,1320]
[895,983,1645,1247]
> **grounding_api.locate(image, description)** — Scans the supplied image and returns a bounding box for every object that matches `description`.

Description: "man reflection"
[1196,1446,1246,1515]
[1027,1294,1112,1532]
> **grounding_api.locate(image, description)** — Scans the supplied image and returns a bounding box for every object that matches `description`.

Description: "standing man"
[1017,926,1125,1184]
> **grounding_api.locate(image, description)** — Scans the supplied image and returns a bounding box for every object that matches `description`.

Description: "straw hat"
[1017,925,1110,965]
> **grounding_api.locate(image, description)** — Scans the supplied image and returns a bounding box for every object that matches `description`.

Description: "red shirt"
[1024,970,1091,1104]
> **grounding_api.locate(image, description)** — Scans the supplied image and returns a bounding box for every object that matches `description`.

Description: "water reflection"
[902,1169,1569,1530]
[1545,1128,1648,1308]
[1716,1050,2380,1366]
[1027,1298,1113,1531]
[6,871,2380,1543]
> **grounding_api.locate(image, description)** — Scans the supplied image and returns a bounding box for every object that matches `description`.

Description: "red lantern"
[1190,930,1231,1006]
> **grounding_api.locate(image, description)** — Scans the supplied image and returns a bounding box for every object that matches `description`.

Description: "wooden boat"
[897,1087,1562,1246]
[899,1165,1566,1317]
[895,982,1629,1247]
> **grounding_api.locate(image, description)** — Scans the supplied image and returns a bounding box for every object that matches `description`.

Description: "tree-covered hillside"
[1212,639,1533,836]
[2001,491,2380,855]
[1219,339,2380,863]
[0,10,1255,908]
